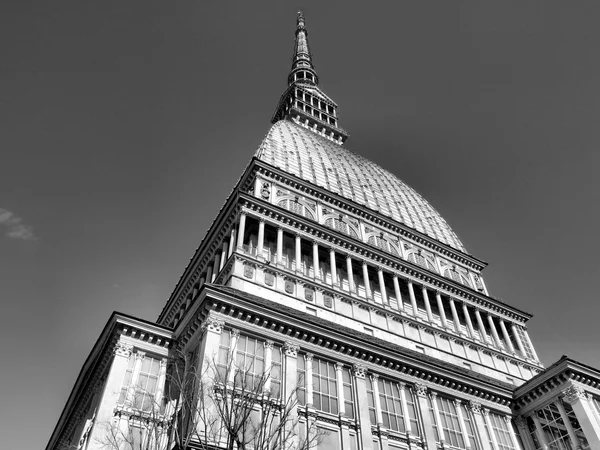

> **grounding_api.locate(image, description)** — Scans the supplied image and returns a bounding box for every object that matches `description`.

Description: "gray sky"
[2,2,600,448]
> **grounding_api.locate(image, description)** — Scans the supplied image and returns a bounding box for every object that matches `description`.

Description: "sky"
[1,1,600,449]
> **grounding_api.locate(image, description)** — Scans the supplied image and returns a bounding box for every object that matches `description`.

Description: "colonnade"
[232,212,536,362]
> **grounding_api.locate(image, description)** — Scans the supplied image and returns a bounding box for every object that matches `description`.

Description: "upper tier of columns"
[230,212,536,363]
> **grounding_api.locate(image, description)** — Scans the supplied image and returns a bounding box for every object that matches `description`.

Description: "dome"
[255,120,466,252]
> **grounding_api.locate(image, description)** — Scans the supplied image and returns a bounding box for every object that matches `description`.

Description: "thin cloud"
[0,208,38,241]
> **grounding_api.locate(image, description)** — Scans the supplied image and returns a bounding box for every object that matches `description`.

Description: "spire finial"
[271,12,349,144]
[290,10,317,86]
[297,11,305,30]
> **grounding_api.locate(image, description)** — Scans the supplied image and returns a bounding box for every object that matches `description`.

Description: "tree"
[95,347,323,450]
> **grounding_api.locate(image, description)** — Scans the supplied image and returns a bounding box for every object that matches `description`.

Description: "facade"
[47,12,600,450]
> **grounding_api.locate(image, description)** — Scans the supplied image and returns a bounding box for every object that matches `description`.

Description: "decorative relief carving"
[413,382,428,397]
[563,385,587,403]
[514,416,527,430]
[352,364,367,379]
[201,317,225,334]
[482,408,490,417]
[305,352,314,362]
[264,272,275,286]
[243,264,255,279]
[323,295,333,308]
[260,182,271,199]
[264,340,274,350]
[285,279,295,294]
[283,342,299,357]
[304,288,314,302]
[114,341,133,358]
[469,400,482,414]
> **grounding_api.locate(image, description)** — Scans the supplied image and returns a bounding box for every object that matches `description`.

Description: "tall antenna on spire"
[289,11,318,86]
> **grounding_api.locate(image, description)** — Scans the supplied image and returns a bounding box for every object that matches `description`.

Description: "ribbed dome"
[256,120,466,252]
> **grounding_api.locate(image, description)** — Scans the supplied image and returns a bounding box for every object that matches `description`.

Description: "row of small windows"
[295,100,337,126]
[295,88,334,114]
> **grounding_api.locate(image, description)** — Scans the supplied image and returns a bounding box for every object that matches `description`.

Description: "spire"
[271,12,349,145]
[289,11,318,86]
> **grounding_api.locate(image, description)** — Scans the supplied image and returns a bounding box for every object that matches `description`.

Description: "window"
[488,412,516,450]
[378,378,407,433]
[118,351,162,412]
[217,331,282,397]
[342,367,354,419]
[514,326,536,360]
[312,359,338,414]
[460,404,479,450]
[436,396,466,448]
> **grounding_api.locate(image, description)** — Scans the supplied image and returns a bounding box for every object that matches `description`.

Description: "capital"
[335,362,344,371]
[113,341,133,358]
[514,416,527,430]
[283,342,299,357]
[352,363,367,379]
[469,400,482,414]
[482,408,490,417]
[305,352,314,362]
[201,316,225,334]
[264,340,275,350]
[563,385,587,404]
[135,351,146,361]
[413,382,428,397]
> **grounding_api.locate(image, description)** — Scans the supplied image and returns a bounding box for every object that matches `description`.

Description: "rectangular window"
[378,378,406,433]
[460,404,479,450]
[342,367,354,419]
[312,359,338,414]
[133,356,161,411]
[367,377,377,425]
[436,396,465,449]
[488,412,516,450]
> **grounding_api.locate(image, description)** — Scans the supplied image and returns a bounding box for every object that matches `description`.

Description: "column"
[454,400,470,450]
[499,321,516,354]
[94,341,133,425]
[504,416,524,450]
[227,329,240,385]
[312,241,320,279]
[362,261,371,299]
[378,269,388,305]
[219,241,228,271]
[462,303,476,339]
[398,382,413,435]
[487,315,503,349]
[422,287,434,323]
[469,401,493,450]
[237,212,246,249]
[257,219,265,257]
[430,392,446,445]
[228,226,236,257]
[276,227,283,265]
[530,413,550,450]
[346,256,355,293]
[263,340,274,392]
[449,298,461,334]
[282,342,300,450]
[205,266,213,286]
[371,374,383,425]
[475,310,489,344]
[408,281,418,317]
[153,358,168,413]
[212,254,221,282]
[330,248,338,287]
[511,324,527,358]
[436,292,448,329]
[514,416,536,450]
[414,383,437,450]
[483,409,500,450]
[555,400,579,449]
[393,276,403,311]
[523,330,540,361]
[335,363,347,417]
[564,385,600,448]
[295,234,302,273]
[305,353,314,407]
[352,364,373,450]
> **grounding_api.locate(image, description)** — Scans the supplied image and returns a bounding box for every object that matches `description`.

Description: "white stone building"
[47,12,600,450]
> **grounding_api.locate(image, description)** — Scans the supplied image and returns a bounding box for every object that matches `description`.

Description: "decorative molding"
[414,382,428,397]
[283,342,300,357]
[201,317,225,334]
[563,385,587,403]
[353,364,366,379]
[469,400,482,414]
[114,341,133,358]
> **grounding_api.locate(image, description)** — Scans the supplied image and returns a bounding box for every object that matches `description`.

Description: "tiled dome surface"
[256,120,466,252]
